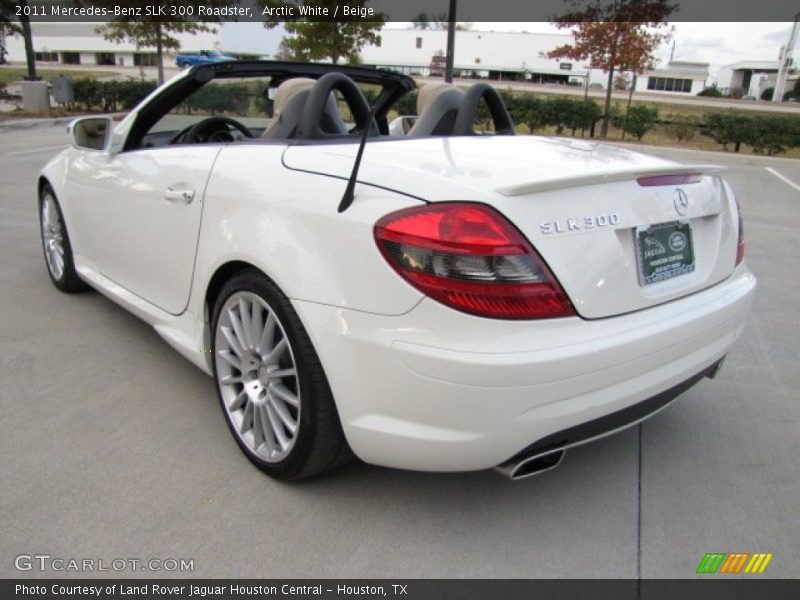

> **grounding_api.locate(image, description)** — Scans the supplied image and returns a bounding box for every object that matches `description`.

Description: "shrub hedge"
[71,79,157,111]
[67,78,800,155]
[703,112,800,155]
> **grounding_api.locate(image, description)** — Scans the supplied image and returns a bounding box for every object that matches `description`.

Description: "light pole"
[445,0,456,83]
[772,13,799,102]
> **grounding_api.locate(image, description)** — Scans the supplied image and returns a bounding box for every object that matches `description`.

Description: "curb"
[0,116,76,132]
[607,141,800,165]
[0,113,127,133]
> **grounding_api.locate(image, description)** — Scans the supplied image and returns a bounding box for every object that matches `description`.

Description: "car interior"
[127,61,515,152]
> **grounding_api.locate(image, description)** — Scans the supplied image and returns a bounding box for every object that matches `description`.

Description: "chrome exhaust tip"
[495,448,565,481]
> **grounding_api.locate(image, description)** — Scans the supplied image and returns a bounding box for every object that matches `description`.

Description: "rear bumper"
[496,359,722,479]
[293,267,756,472]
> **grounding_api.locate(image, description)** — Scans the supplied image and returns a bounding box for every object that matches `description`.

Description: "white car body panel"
[67,146,221,314]
[282,136,683,200]
[295,268,755,471]
[285,137,740,318]
[191,145,426,318]
[37,70,756,474]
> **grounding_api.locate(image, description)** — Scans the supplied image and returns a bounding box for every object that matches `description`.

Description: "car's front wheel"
[39,185,87,293]
[211,270,352,480]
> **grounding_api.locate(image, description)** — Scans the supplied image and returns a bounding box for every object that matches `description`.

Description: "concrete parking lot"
[1,122,798,579]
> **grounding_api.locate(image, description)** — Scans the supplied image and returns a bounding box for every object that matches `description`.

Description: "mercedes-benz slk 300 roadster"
[38,62,756,480]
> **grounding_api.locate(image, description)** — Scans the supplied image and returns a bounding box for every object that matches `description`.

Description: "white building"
[4,23,716,98]
[634,60,709,95]
[360,29,592,84]
[3,23,219,68]
[717,61,783,97]
[757,71,799,98]
[359,29,714,95]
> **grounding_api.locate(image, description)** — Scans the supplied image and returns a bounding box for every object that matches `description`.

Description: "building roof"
[644,60,709,80]
[721,60,780,72]
[667,60,710,67]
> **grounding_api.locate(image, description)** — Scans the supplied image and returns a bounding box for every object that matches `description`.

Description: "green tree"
[566,99,603,135]
[667,115,698,142]
[746,115,798,156]
[614,104,658,140]
[411,13,430,29]
[394,90,417,116]
[274,37,303,62]
[697,83,723,97]
[263,1,384,65]
[0,0,21,65]
[519,96,549,133]
[411,13,449,30]
[549,0,675,138]
[6,0,37,79]
[86,1,226,84]
[703,113,753,153]
[784,78,800,101]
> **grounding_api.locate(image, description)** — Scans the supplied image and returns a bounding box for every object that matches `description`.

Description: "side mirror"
[68,116,112,151]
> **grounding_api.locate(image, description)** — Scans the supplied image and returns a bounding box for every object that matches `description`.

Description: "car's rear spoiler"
[497,164,727,196]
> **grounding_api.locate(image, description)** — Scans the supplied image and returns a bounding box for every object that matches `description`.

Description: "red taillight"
[735,201,745,266]
[374,203,575,320]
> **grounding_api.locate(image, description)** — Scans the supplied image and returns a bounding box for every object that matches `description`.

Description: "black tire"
[39,184,88,293]
[211,269,353,480]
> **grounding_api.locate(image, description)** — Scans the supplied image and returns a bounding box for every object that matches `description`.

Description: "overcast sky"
[222,22,798,82]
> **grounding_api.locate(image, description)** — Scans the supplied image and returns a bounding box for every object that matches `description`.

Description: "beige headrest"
[416,82,455,115]
[274,78,315,115]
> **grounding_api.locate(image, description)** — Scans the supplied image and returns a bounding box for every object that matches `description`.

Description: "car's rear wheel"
[211,270,352,480]
[39,186,87,293]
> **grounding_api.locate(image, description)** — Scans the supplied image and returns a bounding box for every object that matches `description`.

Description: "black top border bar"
[10,0,800,23]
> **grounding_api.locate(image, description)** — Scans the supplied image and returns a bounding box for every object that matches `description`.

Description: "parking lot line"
[764,167,800,194]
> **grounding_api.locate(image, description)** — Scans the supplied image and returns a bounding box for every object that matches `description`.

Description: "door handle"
[164,188,195,204]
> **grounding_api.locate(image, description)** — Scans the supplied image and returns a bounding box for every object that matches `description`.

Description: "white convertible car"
[39,62,755,480]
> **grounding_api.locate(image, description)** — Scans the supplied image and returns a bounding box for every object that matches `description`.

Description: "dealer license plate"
[635,221,695,286]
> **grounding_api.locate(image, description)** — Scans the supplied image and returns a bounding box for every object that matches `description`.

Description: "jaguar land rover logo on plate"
[673,188,690,216]
[669,230,687,252]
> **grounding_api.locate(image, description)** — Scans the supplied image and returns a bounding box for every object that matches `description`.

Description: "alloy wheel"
[41,193,65,281]
[214,291,301,463]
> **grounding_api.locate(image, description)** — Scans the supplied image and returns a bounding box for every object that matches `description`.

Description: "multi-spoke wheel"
[211,270,352,480]
[38,185,87,293]
[41,193,65,281]
[216,291,301,463]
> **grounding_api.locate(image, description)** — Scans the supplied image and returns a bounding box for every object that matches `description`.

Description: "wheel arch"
[202,260,272,370]
[37,175,51,197]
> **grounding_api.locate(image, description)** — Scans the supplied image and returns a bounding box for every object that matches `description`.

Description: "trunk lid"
[283,136,739,319]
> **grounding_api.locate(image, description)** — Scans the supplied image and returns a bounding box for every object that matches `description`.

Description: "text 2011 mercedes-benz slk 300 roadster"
[38,62,755,480]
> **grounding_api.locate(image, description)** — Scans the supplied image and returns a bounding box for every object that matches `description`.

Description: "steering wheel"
[296,72,377,140]
[171,116,254,144]
[451,84,515,136]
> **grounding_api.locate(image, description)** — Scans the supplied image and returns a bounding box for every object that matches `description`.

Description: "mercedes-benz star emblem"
[673,188,689,217]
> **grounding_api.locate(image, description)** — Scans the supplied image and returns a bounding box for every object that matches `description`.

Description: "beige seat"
[407,83,464,137]
[262,77,348,139]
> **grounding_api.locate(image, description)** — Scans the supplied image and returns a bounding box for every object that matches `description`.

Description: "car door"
[71,145,221,315]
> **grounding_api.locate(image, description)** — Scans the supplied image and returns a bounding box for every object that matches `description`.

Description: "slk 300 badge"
[540,213,621,235]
